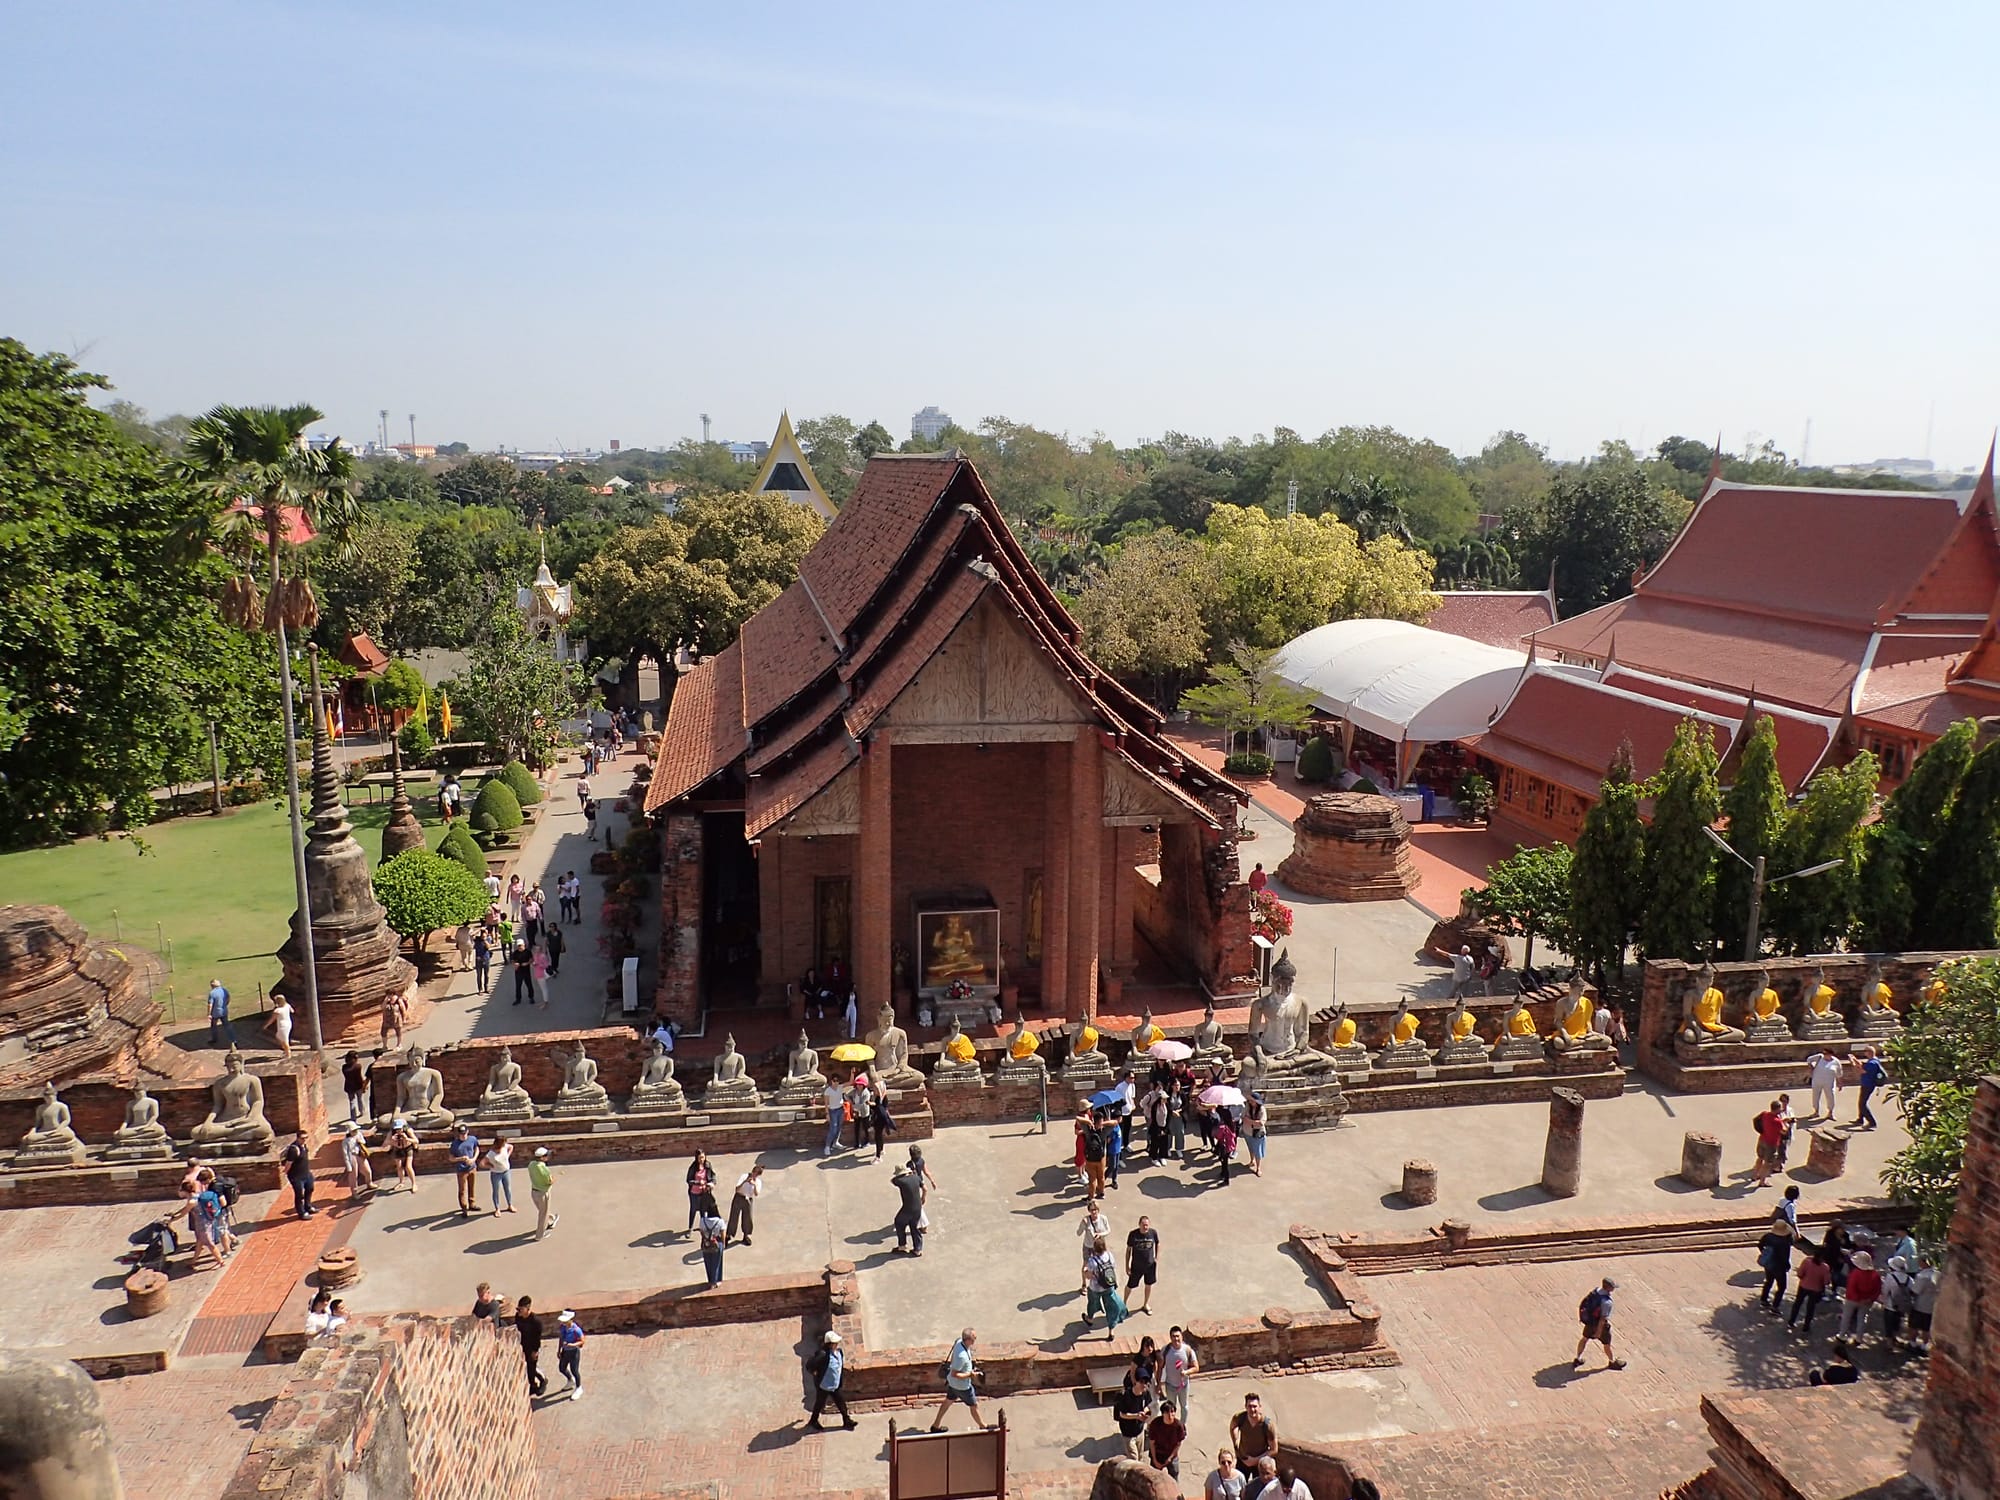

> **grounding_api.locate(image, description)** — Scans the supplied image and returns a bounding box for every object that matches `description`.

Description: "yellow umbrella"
[828,1042,875,1063]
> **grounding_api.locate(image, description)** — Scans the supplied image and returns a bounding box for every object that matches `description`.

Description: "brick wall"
[654,812,704,1024]
[0,1055,324,1152]
[763,833,857,1004]
[1911,1073,2000,1500]
[363,1026,656,1116]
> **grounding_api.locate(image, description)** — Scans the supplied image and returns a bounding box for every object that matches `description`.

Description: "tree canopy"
[1569,743,1646,989]
[1501,456,1687,617]
[1641,718,1721,960]
[1470,842,1576,973]
[1884,956,2000,1242]
[1715,715,1787,956]
[372,848,489,950]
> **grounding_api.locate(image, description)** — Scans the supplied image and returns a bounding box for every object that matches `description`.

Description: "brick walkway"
[179,1182,364,1357]
[97,1363,291,1497]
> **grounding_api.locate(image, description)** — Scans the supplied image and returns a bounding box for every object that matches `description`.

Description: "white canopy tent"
[1271,619,1529,784]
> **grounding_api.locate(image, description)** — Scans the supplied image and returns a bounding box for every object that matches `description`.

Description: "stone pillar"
[1806,1126,1848,1180]
[655,813,705,1024]
[857,738,894,1018]
[123,1270,168,1319]
[1441,1218,1472,1251]
[1401,1159,1438,1206]
[1067,727,1104,1022]
[1679,1131,1722,1189]
[0,1349,125,1498]
[1541,1086,1584,1198]
[1108,826,1137,970]
[1042,739,1072,1018]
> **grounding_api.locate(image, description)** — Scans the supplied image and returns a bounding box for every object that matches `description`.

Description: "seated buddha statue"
[16,1083,85,1166]
[1677,963,1746,1046]
[1325,1001,1370,1067]
[1548,974,1611,1053]
[997,1009,1047,1082]
[865,1002,924,1090]
[926,914,988,986]
[1925,975,1948,1005]
[1249,953,1335,1072]
[1797,964,1848,1040]
[1374,997,1430,1067]
[1857,961,1902,1037]
[1491,996,1545,1059]
[1009,1019,1041,1060]
[702,1033,763,1109]
[1129,1009,1163,1051]
[930,1018,985,1085]
[1061,1022,1113,1082]
[626,1040,688,1114]
[1190,1001,1232,1064]
[106,1083,174,1161]
[550,1040,612,1117]
[1744,967,1792,1041]
[474,1045,535,1122]
[776,1029,829,1104]
[1436,996,1487,1062]
[191,1048,276,1149]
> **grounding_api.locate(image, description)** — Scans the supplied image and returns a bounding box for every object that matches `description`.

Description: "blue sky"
[3,3,1994,466]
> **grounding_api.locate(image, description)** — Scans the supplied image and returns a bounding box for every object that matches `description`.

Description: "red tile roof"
[1855,690,1997,739]
[739,581,838,726]
[338,632,389,675]
[1426,591,1554,650]
[1470,668,1740,802]
[1599,668,1836,789]
[800,457,961,637]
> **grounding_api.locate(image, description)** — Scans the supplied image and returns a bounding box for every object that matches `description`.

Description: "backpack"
[214,1174,242,1208]
[1579,1288,1606,1324]
[699,1218,723,1251]
[1083,1125,1106,1159]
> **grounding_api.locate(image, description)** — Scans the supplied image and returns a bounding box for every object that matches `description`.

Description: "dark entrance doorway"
[703,810,761,1005]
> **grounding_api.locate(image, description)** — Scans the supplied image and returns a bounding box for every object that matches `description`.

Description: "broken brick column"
[1541,1086,1585,1198]
[655,813,704,1025]
[856,737,895,1019]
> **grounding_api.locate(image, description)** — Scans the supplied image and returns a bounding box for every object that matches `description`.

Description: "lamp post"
[1703,826,1842,960]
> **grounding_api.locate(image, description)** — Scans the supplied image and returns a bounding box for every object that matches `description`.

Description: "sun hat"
[824,1330,842,1344]
[393,1118,407,1129]
[557,1310,574,1323]
[1852,1251,1874,1270]
[533,1146,550,1157]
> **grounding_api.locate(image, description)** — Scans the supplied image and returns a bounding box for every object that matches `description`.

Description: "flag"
[417,683,429,731]
[439,689,454,741]
[330,696,344,740]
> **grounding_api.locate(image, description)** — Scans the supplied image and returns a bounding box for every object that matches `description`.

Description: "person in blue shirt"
[1855,1050,1888,1130]
[449,1126,482,1215]
[556,1310,585,1401]
[806,1330,857,1430]
[207,980,234,1046]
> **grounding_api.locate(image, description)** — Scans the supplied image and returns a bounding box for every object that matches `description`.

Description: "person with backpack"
[1880,1254,1917,1344]
[892,1160,928,1257]
[805,1330,858,1431]
[869,1088,896,1160]
[1756,1220,1796,1313]
[280,1130,317,1219]
[1082,1111,1110,1198]
[340,1051,369,1123]
[1854,1048,1888,1129]
[1788,1247,1835,1334]
[696,1200,727,1288]
[1082,1235,1129,1336]
[1573,1277,1627,1370]
[1751,1099,1787,1187]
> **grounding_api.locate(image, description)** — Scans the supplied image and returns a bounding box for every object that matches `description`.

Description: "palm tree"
[178,405,358,1059]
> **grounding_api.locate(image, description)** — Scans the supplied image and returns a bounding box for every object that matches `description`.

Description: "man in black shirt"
[515,1295,547,1396]
[1126,1215,1161,1314]
[892,1163,927,1256]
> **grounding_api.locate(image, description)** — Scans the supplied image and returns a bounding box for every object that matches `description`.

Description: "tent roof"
[1271,619,1529,745]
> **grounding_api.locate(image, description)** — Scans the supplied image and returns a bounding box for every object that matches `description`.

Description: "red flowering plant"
[946,977,973,1002]
[1250,887,1294,942]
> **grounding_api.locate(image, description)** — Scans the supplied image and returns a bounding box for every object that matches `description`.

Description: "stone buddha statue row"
[1677,961,1903,1048]
[11,1047,279,1169]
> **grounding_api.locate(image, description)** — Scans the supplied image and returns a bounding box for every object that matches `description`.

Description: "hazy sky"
[4,3,1995,467]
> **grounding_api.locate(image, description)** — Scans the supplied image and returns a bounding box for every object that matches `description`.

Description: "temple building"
[1470,447,1998,845]
[645,453,1243,1024]
[516,539,586,666]
[745,410,838,522]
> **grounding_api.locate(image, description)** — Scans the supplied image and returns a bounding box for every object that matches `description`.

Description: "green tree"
[854,420,896,461]
[372,848,489,950]
[471,777,523,838]
[1463,430,1554,516]
[1641,718,1721,960]
[1715,715,1788,956]
[437,820,487,881]
[1503,458,1686,617]
[1927,737,2000,949]
[1468,842,1576,973]
[398,715,434,765]
[1072,530,1213,706]
[795,414,860,506]
[1198,504,1437,653]
[1763,752,1877,954]
[1858,719,1978,951]
[464,605,575,770]
[313,522,420,650]
[436,454,520,509]
[376,660,426,714]
[1178,643,1317,761]
[1098,461,1231,538]
[1884,956,2000,1242]
[1569,742,1647,991]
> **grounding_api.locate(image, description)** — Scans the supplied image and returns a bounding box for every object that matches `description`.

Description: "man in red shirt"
[1247,863,1269,892]
[1751,1099,1787,1187]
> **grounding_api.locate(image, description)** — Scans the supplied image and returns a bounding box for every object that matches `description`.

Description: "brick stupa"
[0,905,169,1089]
[276,663,415,1043]
[1277,791,1419,901]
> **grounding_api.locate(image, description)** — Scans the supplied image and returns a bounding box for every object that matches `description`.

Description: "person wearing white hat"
[529,1146,559,1240]
[388,1118,418,1193]
[341,1119,374,1197]
[555,1310,584,1399]
[806,1329,856,1430]
[1837,1250,1882,1339]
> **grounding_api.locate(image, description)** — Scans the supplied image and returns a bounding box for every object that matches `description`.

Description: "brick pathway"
[97,1363,291,1498]
[179,1182,364,1357]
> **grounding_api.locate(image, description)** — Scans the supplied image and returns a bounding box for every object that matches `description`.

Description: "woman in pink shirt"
[531,945,551,1008]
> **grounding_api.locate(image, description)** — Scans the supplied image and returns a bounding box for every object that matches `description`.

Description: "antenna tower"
[700,413,712,444]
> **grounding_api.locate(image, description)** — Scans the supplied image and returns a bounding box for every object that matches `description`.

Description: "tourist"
[515,1296,546,1396]
[1146,1398,1186,1480]
[850,1075,873,1152]
[341,1121,375,1197]
[1751,1099,1787,1187]
[545,923,565,978]
[1141,1080,1171,1163]
[1126,1213,1161,1313]
[1244,1092,1268,1177]
[1450,945,1475,999]
[1890,1226,1919,1271]
[1128,1334,1159,1406]
[822,1078,847,1156]
[685,1150,717,1232]
[1071,1104,1091,1187]
[529,1146,559,1239]
[531,943,551,1008]
[1081,1110,1109,1197]
[1788,1247,1835,1334]
[472,1281,505,1325]
[1854,1049,1888,1129]
[1113,1370,1151,1457]
[1909,1257,1941,1351]
[380,988,409,1052]
[1160,1326,1198,1423]
[1806,1049,1841,1121]
[1229,1392,1278,1474]
[453,922,474,973]
[1808,1339,1861,1386]
[869,1088,896,1160]
[1777,1184,1802,1232]
[1113,1068,1139,1156]
[725,1164,762,1247]
[483,1136,515,1213]
[1837,1250,1882,1338]
[1248,862,1268,892]
[304,1289,346,1337]
[560,870,579,924]
[1213,1106,1238,1187]
[806,1330,858,1430]
[181,1176,224,1271]
[697,1198,727,1287]
[449,1125,481,1215]
[511,942,533,1005]
[341,1051,368,1122]
[506,874,524,923]
[1168,1076,1191,1162]
[1572,1277,1627,1370]
[555,1310,585,1400]
[483,870,502,904]
[1263,1464,1315,1500]
[1756,1221,1795,1313]
[269,994,294,1056]
[1880,1255,1916,1343]
[207,978,234,1046]
[280,1129,317,1220]
[892,1159,927,1256]
[473,930,492,992]
[584,797,599,840]
[927,1329,987,1431]
[205,1168,242,1256]
[1205,1448,1247,1500]
[1076,1199,1112,1291]
[1105,1110,1125,1189]
[1820,1221,1853,1293]
[799,966,823,1019]
[388,1118,418,1193]
[1774,1093,1798,1169]
[1082,1236,1129,1336]
[522,888,544,950]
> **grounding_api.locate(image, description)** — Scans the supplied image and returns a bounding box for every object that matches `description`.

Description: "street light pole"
[1743,854,1766,962]
[1704,827,1840,961]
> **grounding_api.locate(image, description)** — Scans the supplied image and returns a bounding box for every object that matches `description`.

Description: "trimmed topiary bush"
[1296,735,1335,784]
[399,716,434,766]
[473,778,522,833]
[499,759,542,807]
[1225,751,1276,777]
[372,848,489,950]
[438,820,487,881]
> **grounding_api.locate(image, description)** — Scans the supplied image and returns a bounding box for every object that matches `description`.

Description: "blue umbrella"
[1087,1087,1123,1109]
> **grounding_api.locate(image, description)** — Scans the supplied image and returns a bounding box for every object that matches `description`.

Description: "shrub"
[1456,771,1495,822]
[1296,735,1335,784]
[372,849,489,949]
[499,759,542,807]
[399,716,434,766]
[438,820,487,881]
[1226,751,1275,777]
[472,779,522,832]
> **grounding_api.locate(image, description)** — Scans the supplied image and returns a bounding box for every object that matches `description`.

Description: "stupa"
[275,650,416,1041]
[0,905,167,1090]
[378,735,426,863]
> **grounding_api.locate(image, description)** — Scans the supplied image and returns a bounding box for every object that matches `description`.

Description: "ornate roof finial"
[1706,432,1726,488]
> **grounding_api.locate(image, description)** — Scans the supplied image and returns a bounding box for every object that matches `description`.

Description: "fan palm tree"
[177,405,358,1059]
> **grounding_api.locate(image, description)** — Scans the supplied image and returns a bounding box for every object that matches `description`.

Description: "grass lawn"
[0,795,445,1024]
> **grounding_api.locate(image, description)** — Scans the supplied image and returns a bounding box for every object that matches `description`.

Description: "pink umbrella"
[1146,1039,1193,1062]
[1199,1084,1245,1109]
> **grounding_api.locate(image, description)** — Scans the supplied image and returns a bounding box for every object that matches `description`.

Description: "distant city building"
[911,405,952,443]
[725,441,768,464]
[746,411,837,521]
[392,443,437,460]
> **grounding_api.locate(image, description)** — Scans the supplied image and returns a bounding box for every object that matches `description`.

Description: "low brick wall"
[0,1154,282,1209]
[0,1055,325,1149]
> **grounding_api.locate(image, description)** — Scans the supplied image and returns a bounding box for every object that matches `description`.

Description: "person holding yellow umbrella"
[825,1043,873,1158]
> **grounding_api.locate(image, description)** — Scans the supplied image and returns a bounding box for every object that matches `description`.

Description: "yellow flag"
[439,689,453,741]
[417,683,429,732]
